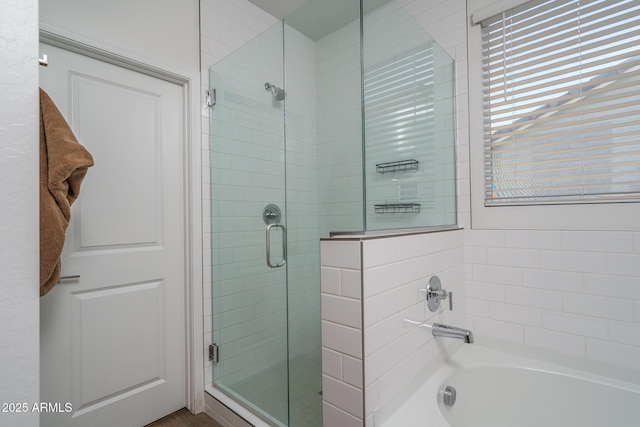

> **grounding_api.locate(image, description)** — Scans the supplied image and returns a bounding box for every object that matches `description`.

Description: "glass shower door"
[209,22,290,426]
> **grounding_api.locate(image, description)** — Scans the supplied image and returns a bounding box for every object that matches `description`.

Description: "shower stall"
[208,0,456,425]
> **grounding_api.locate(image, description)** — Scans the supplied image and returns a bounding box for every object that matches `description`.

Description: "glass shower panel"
[281,22,323,427]
[208,0,458,425]
[291,0,365,236]
[363,0,457,231]
[209,22,289,426]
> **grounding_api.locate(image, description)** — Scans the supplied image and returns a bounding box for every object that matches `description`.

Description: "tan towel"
[40,88,94,296]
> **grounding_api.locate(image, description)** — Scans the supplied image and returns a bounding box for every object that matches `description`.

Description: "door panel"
[39,43,185,427]
[70,73,161,248]
[71,280,164,406]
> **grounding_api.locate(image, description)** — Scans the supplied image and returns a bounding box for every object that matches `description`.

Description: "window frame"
[468,0,640,230]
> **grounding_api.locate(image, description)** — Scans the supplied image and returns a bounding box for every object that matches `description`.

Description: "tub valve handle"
[426,276,452,312]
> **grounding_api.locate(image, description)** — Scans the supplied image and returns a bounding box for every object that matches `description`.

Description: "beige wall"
[40,0,200,73]
[1,2,202,425]
[39,0,205,411]
[0,0,40,425]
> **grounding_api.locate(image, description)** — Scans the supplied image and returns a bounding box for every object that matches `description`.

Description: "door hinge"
[209,343,219,363]
[205,89,216,107]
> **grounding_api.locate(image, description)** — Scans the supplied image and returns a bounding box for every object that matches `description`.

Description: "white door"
[39,43,186,427]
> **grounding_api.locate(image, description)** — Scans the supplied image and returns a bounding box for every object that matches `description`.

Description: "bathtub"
[374,343,640,427]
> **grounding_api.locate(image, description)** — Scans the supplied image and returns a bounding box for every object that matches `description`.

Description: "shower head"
[265,82,286,101]
[273,88,285,101]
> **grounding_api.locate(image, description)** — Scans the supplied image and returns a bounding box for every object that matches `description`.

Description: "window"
[481,0,640,206]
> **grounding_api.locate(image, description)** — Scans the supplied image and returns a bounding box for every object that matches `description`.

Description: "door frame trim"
[39,28,204,414]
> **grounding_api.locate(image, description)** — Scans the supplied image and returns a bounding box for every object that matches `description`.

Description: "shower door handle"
[266,223,286,268]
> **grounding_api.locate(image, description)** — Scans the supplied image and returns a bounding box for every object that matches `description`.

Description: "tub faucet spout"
[432,323,474,343]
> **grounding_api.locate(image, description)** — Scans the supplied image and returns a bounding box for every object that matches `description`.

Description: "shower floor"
[229,356,322,427]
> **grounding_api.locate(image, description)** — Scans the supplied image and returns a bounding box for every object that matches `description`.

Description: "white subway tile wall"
[320,240,364,426]
[466,229,640,370]
[320,230,465,426]
[362,230,465,424]
[315,18,364,235]
[282,25,322,365]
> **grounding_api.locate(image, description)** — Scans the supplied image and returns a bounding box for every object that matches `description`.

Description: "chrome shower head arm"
[264,82,285,101]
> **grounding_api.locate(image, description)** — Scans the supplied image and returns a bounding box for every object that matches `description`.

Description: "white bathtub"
[374,343,640,427]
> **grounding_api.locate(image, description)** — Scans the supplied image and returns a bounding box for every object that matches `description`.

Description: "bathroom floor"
[145,408,222,427]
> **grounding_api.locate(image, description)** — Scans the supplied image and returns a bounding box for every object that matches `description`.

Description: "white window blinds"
[481,0,640,205]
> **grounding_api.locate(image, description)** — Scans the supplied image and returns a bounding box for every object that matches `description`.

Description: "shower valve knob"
[426,275,452,312]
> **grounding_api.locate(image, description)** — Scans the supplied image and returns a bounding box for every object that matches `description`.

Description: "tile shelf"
[375,159,419,174]
[374,203,421,214]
